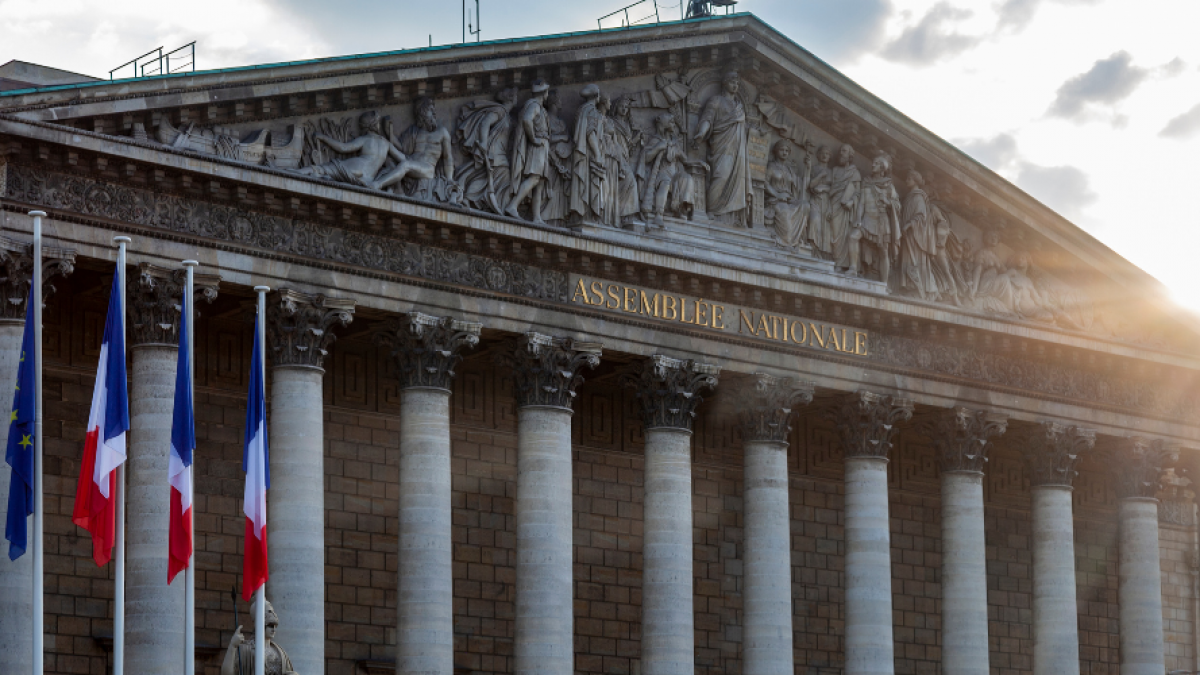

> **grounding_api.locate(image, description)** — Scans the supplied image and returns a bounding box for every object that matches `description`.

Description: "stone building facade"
[0,13,1198,675]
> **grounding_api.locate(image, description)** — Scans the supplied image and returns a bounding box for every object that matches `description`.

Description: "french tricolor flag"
[72,270,130,567]
[167,298,195,583]
[241,313,269,601]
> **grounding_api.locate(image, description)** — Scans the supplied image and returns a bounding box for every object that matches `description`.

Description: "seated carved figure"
[221,599,298,675]
[639,113,699,227]
[372,97,456,197]
[295,111,399,187]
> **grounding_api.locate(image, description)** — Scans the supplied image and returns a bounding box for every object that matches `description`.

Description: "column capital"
[1104,437,1178,500]
[0,234,76,320]
[128,263,220,346]
[923,407,1008,474]
[265,289,355,370]
[1019,421,1095,488]
[376,312,481,390]
[737,373,815,444]
[620,354,720,431]
[497,332,601,410]
[826,390,914,459]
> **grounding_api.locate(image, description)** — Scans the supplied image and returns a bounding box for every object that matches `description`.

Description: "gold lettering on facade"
[663,295,678,320]
[606,284,620,309]
[641,290,660,317]
[808,323,825,348]
[855,331,869,355]
[624,287,638,313]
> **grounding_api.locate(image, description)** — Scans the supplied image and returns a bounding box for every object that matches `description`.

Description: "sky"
[3,0,1199,310]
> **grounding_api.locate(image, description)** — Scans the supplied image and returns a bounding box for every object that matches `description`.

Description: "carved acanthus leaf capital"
[737,373,815,443]
[128,263,220,346]
[620,355,720,431]
[922,407,1008,474]
[0,235,76,320]
[826,390,914,459]
[497,332,602,410]
[376,312,481,390]
[1105,437,1178,500]
[1019,421,1095,487]
[265,289,355,369]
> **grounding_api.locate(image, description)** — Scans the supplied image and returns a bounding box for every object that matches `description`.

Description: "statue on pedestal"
[221,599,298,675]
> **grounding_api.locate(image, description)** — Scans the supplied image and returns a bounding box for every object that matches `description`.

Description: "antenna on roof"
[684,0,738,19]
[109,42,196,80]
[464,0,482,43]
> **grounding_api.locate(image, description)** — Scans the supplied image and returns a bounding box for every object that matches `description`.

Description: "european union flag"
[4,289,36,560]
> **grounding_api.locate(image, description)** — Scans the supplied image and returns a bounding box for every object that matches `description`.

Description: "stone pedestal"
[502,333,600,675]
[738,375,813,675]
[829,391,912,675]
[623,355,719,675]
[379,312,480,675]
[1021,422,1094,675]
[264,289,353,675]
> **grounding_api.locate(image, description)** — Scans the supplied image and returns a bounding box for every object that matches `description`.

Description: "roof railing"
[598,0,661,30]
[109,42,196,81]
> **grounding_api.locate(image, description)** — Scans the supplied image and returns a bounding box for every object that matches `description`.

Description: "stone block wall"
[26,278,1200,674]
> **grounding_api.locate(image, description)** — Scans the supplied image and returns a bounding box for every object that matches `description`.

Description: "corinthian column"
[1020,422,1094,675]
[1107,437,1175,675]
[498,333,601,675]
[378,313,481,675]
[828,391,913,675]
[0,236,73,674]
[737,374,813,675]
[925,407,1007,675]
[265,289,354,675]
[125,263,219,674]
[622,355,720,675]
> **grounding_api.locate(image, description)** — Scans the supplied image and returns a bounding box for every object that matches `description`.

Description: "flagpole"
[182,260,197,675]
[29,210,45,675]
[112,235,131,675]
[253,285,268,675]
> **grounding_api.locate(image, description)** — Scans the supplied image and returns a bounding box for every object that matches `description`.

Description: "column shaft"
[0,322,30,673]
[397,388,454,675]
[267,367,326,675]
[642,427,694,675]
[1031,486,1080,675]
[126,345,184,673]
[742,439,793,675]
[844,456,893,675]
[515,406,575,675]
[1118,498,1166,675]
[941,471,989,675]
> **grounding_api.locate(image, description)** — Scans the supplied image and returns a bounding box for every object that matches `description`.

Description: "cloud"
[956,132,1020,170]
[881,2,979,66]
[1015,163,1098,219]
[1047,51,1148,120]
[1160,103,1200,139]
[996,0,1102,31]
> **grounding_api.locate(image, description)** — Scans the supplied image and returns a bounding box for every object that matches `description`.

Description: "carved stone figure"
[570,84,608,225]
[848,154,902,283]
[221,599,298,675]
[155,119,304,169]
[968,231,1054,322]
[455,87,519,214]
[596,94,625,228]
[927,191,964,304]
[295,111,399,187]
[542,89,574,224]
[640,113,698,226]
[609,95,645,227]
[897,170,939,299]
[805,145,834,258]
[372,98,456,203]
[828,144,861,269]
[506,79,553,223]
[693,71,749,227]
[763,140,810,251]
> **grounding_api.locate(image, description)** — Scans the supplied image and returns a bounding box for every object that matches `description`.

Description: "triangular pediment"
[0,14,1193,355]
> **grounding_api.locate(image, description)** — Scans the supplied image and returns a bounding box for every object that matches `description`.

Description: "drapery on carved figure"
[596,94,625,227]
[221,599,297,675]
[693,70,749,227]
[506,79,553,223]
[455,87,519,214]
[897,169,939,299]
[805,145,834,257]
[570,84,608,225]
[763,140,811,251]
[968,231,1055,322]
[295,111,399,187]
[848,153,902,283]
[542,89,573,224]
[640,113,699,227]
[926,189,965,304]
[609,95,645,227]
[828,144,861,268]
[371,98,456,203]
